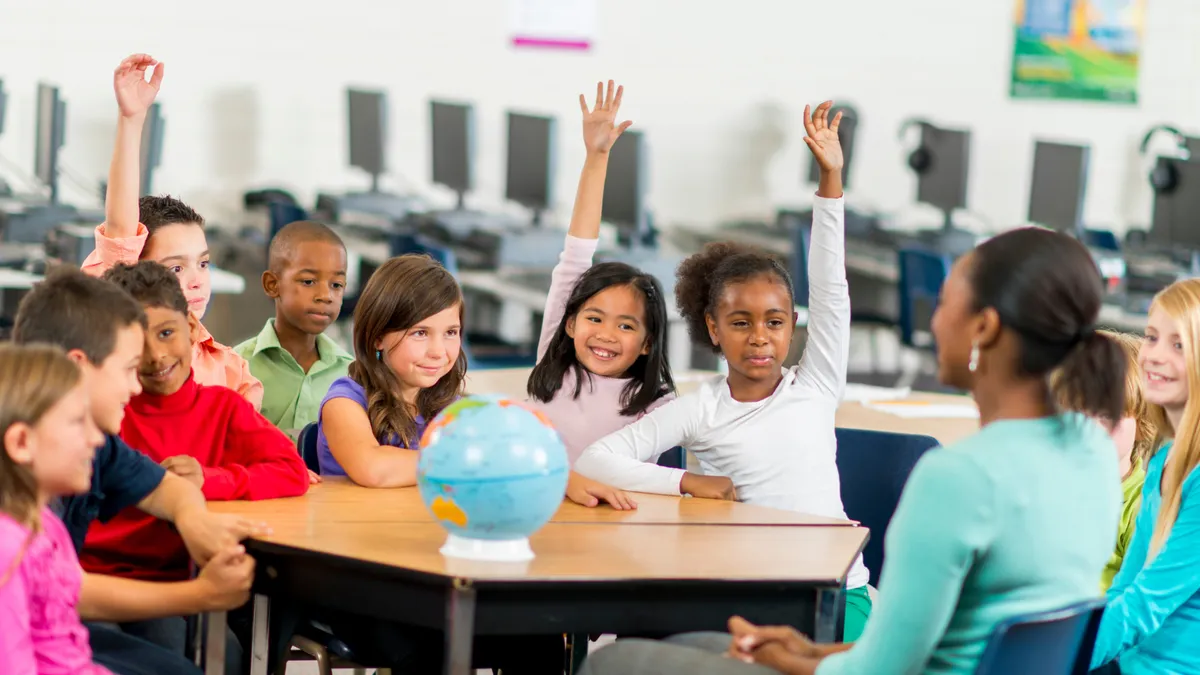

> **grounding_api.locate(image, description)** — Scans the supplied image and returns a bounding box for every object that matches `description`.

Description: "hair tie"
[1076,324,1098,344]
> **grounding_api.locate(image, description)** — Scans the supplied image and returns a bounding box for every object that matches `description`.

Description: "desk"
[207,486,867,675]
[465,367,979,446]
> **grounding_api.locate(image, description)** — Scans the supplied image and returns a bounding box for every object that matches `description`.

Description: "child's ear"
[187,313,201,343]
[641,339,651,356]
[4,423,34,465]
[565,316,576,339]
[262,270,280,299]
[705,314,719,347]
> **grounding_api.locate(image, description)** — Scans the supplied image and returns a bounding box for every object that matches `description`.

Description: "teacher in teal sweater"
[581,227,1123,675]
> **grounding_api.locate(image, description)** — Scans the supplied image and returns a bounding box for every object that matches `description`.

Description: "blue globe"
[417,395,568,557]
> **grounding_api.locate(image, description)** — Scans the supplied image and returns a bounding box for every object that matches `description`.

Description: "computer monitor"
[430,100,474,209]
[34,83,66,204]
[139,103,165,197]
[1028,140,1089,236]
[505,112,556,225]
[602,129,646,247]
[0,79,7,136]
[915,125,971,225]
[347,88,387,191]
[807,106,858,188]
[1186,136,1200,160]
[1149,158,1200,250]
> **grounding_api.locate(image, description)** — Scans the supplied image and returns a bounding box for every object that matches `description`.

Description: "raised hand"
[113,53,163,119]
[579,80,632,155]
[802,101,844,174]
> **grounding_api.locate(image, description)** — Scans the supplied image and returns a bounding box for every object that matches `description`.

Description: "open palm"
[803,100,844,173]
[113,53,163,119]
[579,80,632,154]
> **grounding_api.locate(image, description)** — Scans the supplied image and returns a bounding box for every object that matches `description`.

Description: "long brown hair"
[349,255,467,446]
[1142,279,1200,559]
[0,343,84,530]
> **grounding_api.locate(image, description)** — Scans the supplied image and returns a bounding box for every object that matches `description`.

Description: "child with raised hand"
[1051,329,1153,592]
[526,80,675,464]
[575,101,874,637]
[1091,279,1200,675]
[81,53,262,409]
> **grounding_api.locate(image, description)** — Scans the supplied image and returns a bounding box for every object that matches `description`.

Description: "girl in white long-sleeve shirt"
[574,101,873,638]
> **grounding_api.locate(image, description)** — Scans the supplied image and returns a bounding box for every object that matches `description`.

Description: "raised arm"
[794,102,849,399]
[537,81,632,359]
[575,394,733,498]
[107,54,161,238]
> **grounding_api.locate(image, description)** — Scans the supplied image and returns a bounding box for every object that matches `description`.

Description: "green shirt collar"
[251,318,353,367]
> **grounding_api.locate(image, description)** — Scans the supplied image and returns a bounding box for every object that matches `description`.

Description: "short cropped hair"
[140,195,204,239]
[13,268,147,365]
[268,220,346,273]
[103,262,189,315]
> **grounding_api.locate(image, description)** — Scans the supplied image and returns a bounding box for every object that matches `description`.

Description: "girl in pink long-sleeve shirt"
[525,81,676,465]
[0,344,110,675]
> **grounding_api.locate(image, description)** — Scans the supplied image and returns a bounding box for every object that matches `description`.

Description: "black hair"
[527,262,674,416]
[268,220,346,273]
[138,195,204,244]
[969,227,1126,421]
[674,241,794,354]
[13,268,147,365]
[102,262,189,316]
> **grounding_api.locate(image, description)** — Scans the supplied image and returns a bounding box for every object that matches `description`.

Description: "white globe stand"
[440,534,535,562]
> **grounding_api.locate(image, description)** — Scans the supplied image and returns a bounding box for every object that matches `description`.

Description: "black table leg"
[445,578,477,675]
[812,586,845,644]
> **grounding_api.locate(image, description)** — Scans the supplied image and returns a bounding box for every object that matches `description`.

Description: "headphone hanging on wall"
[1140,124,1190,194]
[897,118,934,174]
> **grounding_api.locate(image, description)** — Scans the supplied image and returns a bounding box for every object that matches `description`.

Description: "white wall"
[1,0,1197,235]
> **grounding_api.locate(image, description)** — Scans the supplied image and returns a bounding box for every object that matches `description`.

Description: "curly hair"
[102,261,188,315]
[674,241,794,354]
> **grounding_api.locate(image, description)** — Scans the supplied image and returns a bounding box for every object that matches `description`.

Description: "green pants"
[844,586,873,642]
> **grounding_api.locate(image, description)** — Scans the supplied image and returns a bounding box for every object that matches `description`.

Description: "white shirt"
[575,195,870,588]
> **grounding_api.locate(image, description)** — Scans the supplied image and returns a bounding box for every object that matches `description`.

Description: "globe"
[417,394,569,561]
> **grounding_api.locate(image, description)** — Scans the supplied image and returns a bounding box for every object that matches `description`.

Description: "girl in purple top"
[526,80,676,464]
[0,344,112,675]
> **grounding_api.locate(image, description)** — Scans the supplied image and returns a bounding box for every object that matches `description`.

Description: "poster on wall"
[510,0,597,51]
[1010,0,1145,103]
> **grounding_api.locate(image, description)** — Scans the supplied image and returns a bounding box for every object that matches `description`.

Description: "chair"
[297,422,320,473]
[388,233,537,370]
[835,427,940,587]
[267,202,310,243]
[973,599,1106,675]
[896,247,951,389]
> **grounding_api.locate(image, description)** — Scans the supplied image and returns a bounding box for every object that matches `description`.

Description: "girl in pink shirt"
[526,81,676,465]
[80,53,262,410]
[0,344,111,675]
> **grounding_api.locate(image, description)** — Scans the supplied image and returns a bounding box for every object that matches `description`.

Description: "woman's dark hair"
[674,241,794,354]
[527,262,674,416]
[969,227,1126,421]
[350,254,467,447]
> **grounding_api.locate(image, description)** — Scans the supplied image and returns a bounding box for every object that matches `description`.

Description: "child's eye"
[619,323,634,331]
[332,282,345,290]
[159,330,173,339]
[169,266,183,274]
[732,320,749,328]
[199,260,211,269]
[587,316,601,323]
[300,279,315,286]
[447,328,460,338]
[411,330,427,338]
[768,319,785,328]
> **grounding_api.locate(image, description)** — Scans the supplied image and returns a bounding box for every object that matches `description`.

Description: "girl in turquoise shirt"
[1091,278,1200,675]
[581,226,1125,675]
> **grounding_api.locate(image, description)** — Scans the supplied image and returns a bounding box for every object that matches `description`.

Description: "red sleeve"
[200,394,309,501]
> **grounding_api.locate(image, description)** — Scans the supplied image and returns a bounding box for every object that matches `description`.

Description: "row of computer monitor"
[0,78,164,204]
[347,88,647,235]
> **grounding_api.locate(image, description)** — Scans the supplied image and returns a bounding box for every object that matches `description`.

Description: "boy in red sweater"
[82,261,309,586]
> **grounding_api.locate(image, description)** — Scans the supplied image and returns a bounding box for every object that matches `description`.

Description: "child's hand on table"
[307,469,322,485]
[680,473,737,501]
[197,545,256,611]
[566,472,638,510]
[176,507,272,567]
[162,455,204,489]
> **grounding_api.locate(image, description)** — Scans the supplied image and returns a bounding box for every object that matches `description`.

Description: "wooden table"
[465,367,980,446]
[207,483,867,675]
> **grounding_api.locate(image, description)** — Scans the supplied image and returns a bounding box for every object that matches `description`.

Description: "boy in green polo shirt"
[236,221,353,435]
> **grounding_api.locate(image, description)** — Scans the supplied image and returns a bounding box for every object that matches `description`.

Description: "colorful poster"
[510,0,596,51]
[1010,0,1145,103]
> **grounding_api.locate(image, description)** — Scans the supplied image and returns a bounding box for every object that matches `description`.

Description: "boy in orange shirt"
[81,53,261,409]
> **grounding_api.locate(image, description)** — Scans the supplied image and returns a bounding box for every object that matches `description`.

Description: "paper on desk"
[864,401,980,419]
[841,383,911,403]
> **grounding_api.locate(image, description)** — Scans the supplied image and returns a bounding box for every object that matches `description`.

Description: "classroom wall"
[1,0,1197,235]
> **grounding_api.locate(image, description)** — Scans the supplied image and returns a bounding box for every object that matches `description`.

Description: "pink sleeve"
[80,222,149,277]
[536,235,599,361]
[0,519,35,674]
